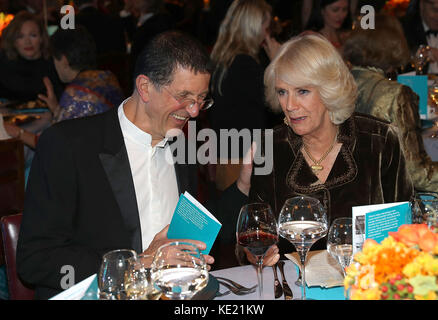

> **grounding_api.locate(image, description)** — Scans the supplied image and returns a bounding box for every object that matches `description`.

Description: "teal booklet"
[397,75,428,119]
[352,202,411,253]
[167,192,222,255]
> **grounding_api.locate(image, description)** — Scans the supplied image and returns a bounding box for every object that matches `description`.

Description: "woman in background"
[0,11,62,101]
[208,0,281,191]
[304,0,352,50]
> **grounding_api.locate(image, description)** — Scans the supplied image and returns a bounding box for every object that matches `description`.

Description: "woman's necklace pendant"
[311,164,323,171]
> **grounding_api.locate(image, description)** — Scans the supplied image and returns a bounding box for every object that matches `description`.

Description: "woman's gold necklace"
[302,129,338,174]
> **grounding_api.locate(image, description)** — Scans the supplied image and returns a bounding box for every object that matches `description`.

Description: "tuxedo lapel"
[98,109,142,253]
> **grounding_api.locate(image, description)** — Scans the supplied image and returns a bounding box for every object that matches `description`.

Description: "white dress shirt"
[118,101,179,251]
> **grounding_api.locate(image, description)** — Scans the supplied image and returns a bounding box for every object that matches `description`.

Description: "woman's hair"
[264,34,357,125]
[210,0,272,95]
[342,14,411,72]
[1,11,50,60]
[50,26,97,71]
[305,0,352,31]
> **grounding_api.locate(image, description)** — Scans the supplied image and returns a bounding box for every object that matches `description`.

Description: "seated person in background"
[16,31,270,299]
[401,0,438,74]
[73,0,126,63]
[129,0,173,79]
[4,26,125,148]
[304,0,352,50]
[0,11,62,101]
[248,34,414,256]
[343,14,438,193]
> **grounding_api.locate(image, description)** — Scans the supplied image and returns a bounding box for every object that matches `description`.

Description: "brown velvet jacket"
[249,112,414,252]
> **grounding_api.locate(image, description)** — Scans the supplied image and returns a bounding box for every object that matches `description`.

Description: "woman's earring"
[283,117,289,126]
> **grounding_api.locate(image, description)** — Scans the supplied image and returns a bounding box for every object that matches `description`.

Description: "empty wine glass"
[151,241,208,300]
[411,192,438,231]
[98,249,137,300]
[278,196,328,300]
[124,254,162,300]
[327,217,353,277]
[236,203,278,299]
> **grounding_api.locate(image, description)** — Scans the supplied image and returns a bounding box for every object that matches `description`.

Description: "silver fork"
[214,276,255,291]
[217,280,257,295]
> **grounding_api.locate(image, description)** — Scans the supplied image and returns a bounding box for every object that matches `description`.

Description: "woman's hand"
[38,77,60,117]
[262,35,281,60]
[142,225,215,270]
[244,244,280,267]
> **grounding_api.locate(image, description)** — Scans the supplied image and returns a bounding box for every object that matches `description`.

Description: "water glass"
[98,249,137,300]
[151,241,208,300]
[327,218,353,276]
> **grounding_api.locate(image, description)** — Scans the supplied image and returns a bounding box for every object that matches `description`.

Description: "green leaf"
[409,275,438,296]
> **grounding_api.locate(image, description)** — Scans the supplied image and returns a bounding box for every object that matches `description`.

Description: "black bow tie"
[426,29,438,37]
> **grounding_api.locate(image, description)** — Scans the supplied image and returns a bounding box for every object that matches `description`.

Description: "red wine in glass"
[236,203,278,299]
[238,231,278,256]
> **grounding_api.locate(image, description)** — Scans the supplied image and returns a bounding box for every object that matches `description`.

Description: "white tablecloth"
[211,260,300,300]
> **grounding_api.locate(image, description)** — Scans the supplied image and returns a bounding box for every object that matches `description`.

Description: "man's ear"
[136,75,151,103]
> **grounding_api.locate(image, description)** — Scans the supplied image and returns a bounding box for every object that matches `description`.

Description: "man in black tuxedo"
[16,31,256,299]
[74,0,126,60]
[129,0,173,79]
[402,0,438,73]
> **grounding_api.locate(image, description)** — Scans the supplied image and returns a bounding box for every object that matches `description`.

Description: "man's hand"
[142,225,215,270]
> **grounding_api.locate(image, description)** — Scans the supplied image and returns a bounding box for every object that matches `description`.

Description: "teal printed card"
[167,192,222,255]
[365,202,411,244]
[397,75,428,119]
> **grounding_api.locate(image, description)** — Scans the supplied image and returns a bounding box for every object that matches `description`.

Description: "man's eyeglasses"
[163,87,214,111]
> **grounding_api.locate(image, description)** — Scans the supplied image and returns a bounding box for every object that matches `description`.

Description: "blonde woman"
[249,34,413,253]
[208,0,281,191]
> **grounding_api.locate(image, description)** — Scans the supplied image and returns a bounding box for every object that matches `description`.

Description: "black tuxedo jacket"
[17,107,246,299]
[401,13,427,53]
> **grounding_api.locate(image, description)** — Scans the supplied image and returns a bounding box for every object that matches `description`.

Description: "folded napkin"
[0,115,12,140]
[285,250,344,288]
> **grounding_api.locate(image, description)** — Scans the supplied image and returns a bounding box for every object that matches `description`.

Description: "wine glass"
[98,249,137,300]
[151,241,208,300]
[414,44,431,75]
[236,203,278,299]
[411,192,438,231]
[327,217,353,277]
[278,196,328,300]
[124,254,162,300]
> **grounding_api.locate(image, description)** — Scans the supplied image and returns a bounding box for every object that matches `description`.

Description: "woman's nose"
[285,95,299,112]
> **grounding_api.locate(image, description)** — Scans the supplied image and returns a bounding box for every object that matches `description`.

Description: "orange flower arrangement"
[344,224,438,300]
[0,12,14,37]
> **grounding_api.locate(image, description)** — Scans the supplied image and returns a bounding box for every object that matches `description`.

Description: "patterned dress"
[56,70,124,122]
